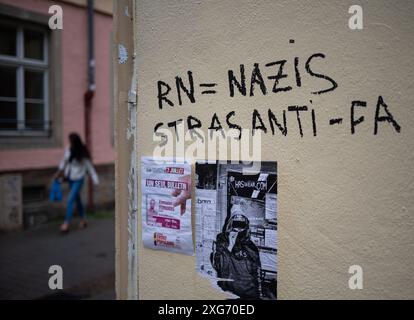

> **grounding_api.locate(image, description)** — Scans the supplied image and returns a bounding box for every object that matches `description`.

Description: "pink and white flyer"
[141,157,193,255]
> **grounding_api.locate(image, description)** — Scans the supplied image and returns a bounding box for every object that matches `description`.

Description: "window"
[0,20,49,135]
[23,185,47,203]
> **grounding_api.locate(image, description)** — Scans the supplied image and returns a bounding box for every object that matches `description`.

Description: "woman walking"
[56,133,99,233]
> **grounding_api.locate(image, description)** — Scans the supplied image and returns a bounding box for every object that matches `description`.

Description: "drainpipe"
[85,0,95,211]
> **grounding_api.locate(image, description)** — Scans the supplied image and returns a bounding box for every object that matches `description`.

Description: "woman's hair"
[69,133,91,162]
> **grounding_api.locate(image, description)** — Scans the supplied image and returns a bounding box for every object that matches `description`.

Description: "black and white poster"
[195,161,277,300]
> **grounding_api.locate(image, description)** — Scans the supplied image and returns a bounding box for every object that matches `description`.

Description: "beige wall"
[117,0,414,299]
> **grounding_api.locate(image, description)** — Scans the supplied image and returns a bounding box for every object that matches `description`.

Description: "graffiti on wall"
[153,48,401,143]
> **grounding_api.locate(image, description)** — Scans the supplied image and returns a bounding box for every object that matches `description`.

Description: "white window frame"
[0,19,49,136]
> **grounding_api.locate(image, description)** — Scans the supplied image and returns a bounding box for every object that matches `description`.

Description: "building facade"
[0,0,114,230]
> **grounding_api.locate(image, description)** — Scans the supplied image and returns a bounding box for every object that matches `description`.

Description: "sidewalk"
[0,215,115,300]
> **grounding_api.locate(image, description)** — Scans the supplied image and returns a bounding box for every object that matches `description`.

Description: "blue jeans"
[65,178,85,222]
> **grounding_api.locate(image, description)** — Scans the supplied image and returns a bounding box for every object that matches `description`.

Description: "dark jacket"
[212,231,261,299]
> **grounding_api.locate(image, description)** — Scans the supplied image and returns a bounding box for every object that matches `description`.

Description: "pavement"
[0,216,115,300]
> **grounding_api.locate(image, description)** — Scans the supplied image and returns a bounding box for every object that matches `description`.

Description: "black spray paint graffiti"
[153,50,401,142]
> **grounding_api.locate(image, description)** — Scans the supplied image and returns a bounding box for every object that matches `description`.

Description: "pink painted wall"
[0,0,114,171]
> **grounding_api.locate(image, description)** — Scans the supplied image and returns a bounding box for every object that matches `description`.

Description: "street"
[0,216,115,300]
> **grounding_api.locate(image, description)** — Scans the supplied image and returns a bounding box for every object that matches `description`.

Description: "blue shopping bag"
[49,179,63,202]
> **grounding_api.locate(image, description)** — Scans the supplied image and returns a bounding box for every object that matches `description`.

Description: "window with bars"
[0,20,50,135]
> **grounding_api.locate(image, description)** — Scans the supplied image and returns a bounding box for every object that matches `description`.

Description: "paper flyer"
[141,157,193,255]
[195,161,277,300]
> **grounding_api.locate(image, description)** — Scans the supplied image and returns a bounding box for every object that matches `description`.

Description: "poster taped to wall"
[141,157,193,255]
[195,161,277,300]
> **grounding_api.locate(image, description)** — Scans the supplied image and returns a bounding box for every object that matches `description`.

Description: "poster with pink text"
[141,157,193,255]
